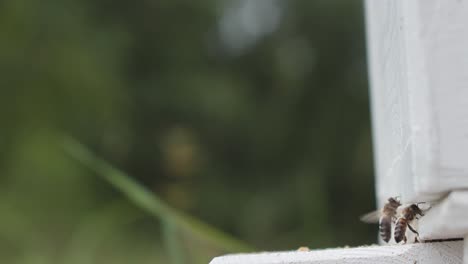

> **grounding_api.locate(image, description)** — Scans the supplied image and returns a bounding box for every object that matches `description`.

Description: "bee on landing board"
[360,197,401,243]
[394,203,425,243]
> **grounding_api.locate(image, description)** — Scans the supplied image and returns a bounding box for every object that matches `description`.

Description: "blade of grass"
[162,219,185,264]
[62,136,254,253]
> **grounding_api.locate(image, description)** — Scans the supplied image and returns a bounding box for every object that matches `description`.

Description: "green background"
[0,0,376,263]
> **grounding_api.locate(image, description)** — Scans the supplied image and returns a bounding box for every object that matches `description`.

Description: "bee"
[360,197,401,243]
[394,203,425,243]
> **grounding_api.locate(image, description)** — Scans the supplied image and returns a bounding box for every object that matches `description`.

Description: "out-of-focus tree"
[0,0,375,263]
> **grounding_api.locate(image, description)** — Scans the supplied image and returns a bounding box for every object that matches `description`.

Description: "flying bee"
[360,197,401,243]
[394,203,425,244]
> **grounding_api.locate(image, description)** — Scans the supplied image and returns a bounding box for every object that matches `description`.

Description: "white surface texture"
[366,0,468,205]
[419,191,468,241]
[210,241,463,264]
[366,1,468,260]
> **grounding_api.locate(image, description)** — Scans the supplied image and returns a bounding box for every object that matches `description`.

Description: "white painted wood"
[366,2,468,262]
[365,0,468,205]
[464,235,468,264]
[419,191,468,241]
[210,241,463,264]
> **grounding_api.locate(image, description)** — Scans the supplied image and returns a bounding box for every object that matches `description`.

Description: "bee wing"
[360,210,381,223]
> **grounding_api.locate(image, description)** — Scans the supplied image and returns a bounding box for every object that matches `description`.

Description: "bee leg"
[407,224,419,236]
[408,224,420,243]
[403,236,407,244]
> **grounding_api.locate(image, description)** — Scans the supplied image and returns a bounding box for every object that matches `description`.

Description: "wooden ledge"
[210,241,463,264]
[420,191,468,241]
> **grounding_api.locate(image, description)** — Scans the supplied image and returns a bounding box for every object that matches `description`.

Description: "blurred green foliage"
[0,0,376,263]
